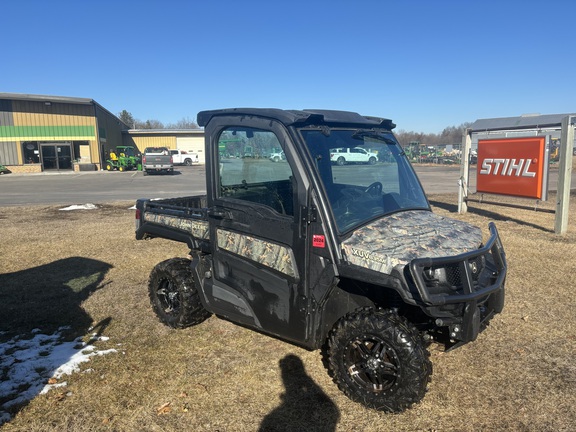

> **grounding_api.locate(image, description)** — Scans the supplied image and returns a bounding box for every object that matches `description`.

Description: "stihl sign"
[477,137,547,199]
[479,158,536,177]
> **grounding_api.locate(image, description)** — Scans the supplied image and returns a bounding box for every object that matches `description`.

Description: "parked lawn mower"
[105,146,140,172]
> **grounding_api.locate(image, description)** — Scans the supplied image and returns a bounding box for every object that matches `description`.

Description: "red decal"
[312,235,325,248]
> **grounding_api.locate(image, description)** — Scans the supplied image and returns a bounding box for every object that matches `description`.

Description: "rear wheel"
[337,156,346,166]
[106,164,113,171]
[327,308,431,412]
[148,258,211,328]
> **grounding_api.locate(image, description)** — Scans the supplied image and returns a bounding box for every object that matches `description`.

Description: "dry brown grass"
[1,193,575,431]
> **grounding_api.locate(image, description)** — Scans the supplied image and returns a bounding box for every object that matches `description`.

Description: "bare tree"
[117,110,164,129]
[166,117,199,129]
[395,123,471,147]
[136,119,165,129]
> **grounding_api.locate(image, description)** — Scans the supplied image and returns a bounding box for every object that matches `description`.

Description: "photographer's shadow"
[259,354,340,432]
[0,256,112,425]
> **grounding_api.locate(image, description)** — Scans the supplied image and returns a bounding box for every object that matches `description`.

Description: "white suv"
[330,147,378,165]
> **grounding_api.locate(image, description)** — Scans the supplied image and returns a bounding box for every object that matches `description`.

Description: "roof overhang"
[0,92,94,105]
[469,113,576,133]
[125,129,204,136]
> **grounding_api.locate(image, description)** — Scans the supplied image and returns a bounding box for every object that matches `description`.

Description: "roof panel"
[0,92,93,105]
[470,113,576,132]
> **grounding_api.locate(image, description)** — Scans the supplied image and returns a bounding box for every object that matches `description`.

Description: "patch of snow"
[39,381,68,395]
[0,330,117,425]
[59,203,98,211]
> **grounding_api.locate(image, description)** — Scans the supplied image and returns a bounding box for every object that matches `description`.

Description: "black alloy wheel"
[148,258,211,328]
[327,308,431,412]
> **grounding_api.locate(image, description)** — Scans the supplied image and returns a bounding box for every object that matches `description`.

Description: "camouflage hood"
[341,210,483,274]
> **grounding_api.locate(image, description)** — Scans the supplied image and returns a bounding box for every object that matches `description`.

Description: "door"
[41,144,72,170]
[203,117,310,344]
[349,147,368,163]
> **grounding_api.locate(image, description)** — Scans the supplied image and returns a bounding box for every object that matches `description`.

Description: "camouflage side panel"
[341,210,483,274]
[146,213,210,240]
[216,229,297,278]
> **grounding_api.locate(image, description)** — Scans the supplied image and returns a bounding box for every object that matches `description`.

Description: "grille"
[445,256,485,290]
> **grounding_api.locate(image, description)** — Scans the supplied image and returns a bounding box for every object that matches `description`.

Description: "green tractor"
[0,163,10,175]
[105,146,140,172]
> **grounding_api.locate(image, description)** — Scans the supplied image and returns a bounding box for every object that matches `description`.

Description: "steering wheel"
[365,181,383,196]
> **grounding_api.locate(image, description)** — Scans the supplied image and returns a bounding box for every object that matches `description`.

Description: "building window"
[22,142,40,164]
[73,141,91,163]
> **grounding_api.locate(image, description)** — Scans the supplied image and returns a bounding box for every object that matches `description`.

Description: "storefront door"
[41,144,72,170]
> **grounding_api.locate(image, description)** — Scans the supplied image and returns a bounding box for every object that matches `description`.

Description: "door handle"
[208,208,232,220]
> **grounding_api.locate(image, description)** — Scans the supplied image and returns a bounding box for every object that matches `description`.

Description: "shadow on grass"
[429,199,555,233]
[0,257,113,425]
[0,257,112,338]
[259,354,340,432]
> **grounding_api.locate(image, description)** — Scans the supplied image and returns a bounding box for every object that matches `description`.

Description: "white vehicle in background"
[330,147,378,165]
[269,151,285,162]
[170,149,199,166]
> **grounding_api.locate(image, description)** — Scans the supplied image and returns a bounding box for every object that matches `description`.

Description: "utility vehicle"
[135,108,506,412]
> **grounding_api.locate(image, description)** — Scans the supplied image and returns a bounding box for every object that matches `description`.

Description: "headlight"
[422,256,486,294]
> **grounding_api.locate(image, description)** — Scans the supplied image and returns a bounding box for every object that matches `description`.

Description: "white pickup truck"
[330,147,378,165]
[170,149,199,166]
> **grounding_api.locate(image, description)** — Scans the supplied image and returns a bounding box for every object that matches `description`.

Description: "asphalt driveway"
[0,165,570,206]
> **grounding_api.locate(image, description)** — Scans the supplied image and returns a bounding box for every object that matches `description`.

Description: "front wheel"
[327,308,431,412]
[148,258,211,328]
[337,156,346,166]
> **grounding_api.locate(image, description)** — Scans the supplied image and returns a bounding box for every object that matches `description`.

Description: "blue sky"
[3,0,575,133]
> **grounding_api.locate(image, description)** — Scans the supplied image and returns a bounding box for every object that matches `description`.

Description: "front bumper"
[409,222,507,342]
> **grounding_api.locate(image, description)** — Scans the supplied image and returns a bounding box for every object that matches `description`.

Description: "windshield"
[122,147,136,157]
[300,128,429,233]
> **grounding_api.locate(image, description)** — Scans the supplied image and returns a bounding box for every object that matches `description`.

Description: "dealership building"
[0,92,205,174]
